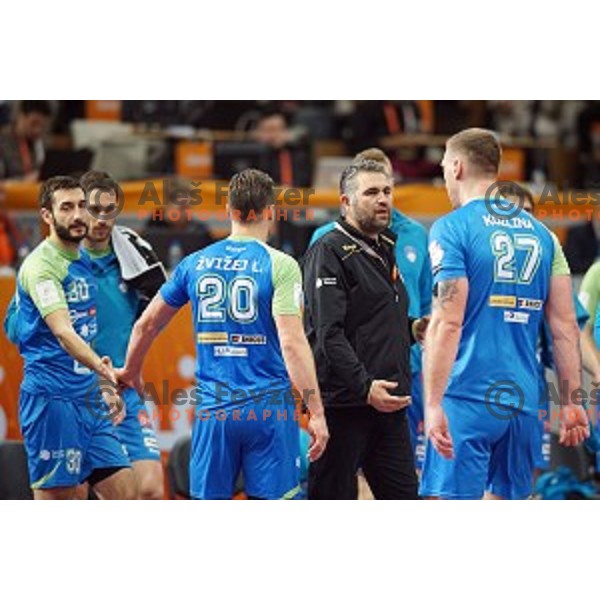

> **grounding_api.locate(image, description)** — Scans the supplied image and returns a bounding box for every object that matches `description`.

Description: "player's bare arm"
[274,314,329,461]
[44,309,126,425]
[117,294,180,393]
[545,275,590,447]
[581,321,600,382]
[424,276,468,459]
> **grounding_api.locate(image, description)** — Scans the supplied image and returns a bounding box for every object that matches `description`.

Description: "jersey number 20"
[197,275,258,323]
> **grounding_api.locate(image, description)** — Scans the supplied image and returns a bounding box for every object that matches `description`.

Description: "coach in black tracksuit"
[303,159,420,499]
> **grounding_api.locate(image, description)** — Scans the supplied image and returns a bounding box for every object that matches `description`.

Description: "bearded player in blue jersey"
[13,176,135,499]
[309,148,432,470]
[80,170,166,499]
[117,169,329,499]
[420,129,590,500]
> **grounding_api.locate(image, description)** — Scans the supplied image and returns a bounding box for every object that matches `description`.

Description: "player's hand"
[307,411,329,462]
[367,380,411,413]
[412,316,430,345]
[103,385,126,426]
[98,356,116,383]
[425,403,454,459]
[115,367,144,396]
[559,405,590,447]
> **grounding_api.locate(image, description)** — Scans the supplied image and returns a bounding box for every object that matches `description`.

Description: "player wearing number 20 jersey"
[160,235,304,499]
[420,198,570,499]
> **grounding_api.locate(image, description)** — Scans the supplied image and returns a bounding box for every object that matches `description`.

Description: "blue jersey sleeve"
[420,237,433,315]
[160,258,190,308]
[595,308,600,348]
[574,293,589,330]
[429,216,466,285]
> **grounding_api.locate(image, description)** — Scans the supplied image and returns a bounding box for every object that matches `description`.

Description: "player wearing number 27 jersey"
[420,129,589,500]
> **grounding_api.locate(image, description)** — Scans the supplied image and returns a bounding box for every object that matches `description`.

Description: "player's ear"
[453,157,463,180]
[40,207,53,227]
[340,194,351,215]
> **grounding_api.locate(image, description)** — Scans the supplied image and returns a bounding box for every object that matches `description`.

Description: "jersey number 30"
[197,275,258,323]
[491,231,541,284]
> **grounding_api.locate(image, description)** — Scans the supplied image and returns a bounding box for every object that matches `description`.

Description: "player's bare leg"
[34,486,79,500]
[92,468,137,500]
[132,460,164,500]
[74,483,89,500]
[483,491,504,500]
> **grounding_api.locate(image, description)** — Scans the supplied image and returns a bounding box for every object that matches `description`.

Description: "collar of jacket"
[335,217,397,249]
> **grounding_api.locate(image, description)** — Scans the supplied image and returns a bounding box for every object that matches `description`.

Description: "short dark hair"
[19,100,53,118]
[39,176,83,210]
[340,158,388,196]
[498,181,534,208]
[80,170,119,196]
[228,169,275,222]
[447,128,501,175]
[257,107,290,126]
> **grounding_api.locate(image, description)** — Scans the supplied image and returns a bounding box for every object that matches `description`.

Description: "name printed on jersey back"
[482,215,535,230]
[195,255,263,273]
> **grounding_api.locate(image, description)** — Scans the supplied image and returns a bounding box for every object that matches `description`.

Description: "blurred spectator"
[143,177,213,269]
[346,101,422,153]
[251,107,312,187]
[577,101,600,188]
[0,100,53,181]
[0,187,24,268]
[486,101,534,137]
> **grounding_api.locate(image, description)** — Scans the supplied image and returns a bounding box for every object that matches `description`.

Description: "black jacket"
[302,218,415,408]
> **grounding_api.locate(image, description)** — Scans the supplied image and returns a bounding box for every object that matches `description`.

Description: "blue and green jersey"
[15,238,98,399]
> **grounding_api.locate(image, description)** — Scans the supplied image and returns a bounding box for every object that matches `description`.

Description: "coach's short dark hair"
[19,100,53,117]
[447,128,501,175]
[80,170,119,196]
[228,169,275,222]
[340,158,389,196]
[39,176,83,210]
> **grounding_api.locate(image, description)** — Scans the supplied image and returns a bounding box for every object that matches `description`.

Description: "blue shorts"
[407,371,425,470]
[116,388,160,463]
[190,404,301,500]
[19,390,130,490]
[533,367,551,471]
[419,397,538,500]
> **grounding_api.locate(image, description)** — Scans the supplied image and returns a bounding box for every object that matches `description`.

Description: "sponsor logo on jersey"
[504,310,530,324]
[35,279,61,308]
[197,332,228,344]
[518,297,543,310]
[69,308,89,322]
[39,450,51,461]
[214,346,248,357]
[489,295,517,308]
[230,334,267,345]
[316,277,337,288]
[404,245,417,263]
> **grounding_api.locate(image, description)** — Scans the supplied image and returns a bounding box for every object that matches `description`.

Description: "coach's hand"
[116,367,144,396]
[425,404,454,459]
[412,316,430,345]
[559,405,590,447]
[307,411,329,462]
[368,380,411,413]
